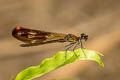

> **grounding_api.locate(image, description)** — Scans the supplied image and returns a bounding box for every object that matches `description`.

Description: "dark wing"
[12,26,67,44]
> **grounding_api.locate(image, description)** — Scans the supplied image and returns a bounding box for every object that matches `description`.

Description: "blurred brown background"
[0,0,120,80]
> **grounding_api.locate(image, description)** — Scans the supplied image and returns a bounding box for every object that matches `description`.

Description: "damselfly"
[12,26,88,58]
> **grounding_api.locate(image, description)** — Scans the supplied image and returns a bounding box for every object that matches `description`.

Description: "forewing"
[12,27,66,44]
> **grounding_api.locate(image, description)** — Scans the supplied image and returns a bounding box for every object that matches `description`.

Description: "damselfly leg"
[79,39,87,58]
[64,42,76,60]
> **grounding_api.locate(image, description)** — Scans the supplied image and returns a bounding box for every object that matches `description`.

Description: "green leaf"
[15,48,104,80]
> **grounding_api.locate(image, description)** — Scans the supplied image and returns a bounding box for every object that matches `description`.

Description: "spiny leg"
[65,42,76,48]
[80,40,87,57]
[72,42,80,57]
[64,42,76,60]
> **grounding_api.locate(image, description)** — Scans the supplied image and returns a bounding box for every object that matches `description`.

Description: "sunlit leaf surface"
[15,48,104,80]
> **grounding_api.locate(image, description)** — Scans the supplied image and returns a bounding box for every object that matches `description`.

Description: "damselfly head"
[80,33,88,41]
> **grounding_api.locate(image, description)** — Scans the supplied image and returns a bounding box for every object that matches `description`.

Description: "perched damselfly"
[12,26,88,58]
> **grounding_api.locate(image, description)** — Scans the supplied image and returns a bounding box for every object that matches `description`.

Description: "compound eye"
[80,33,88,41]
[80,33,85,38]
[81,33,85,36]
[84,35,88,41]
